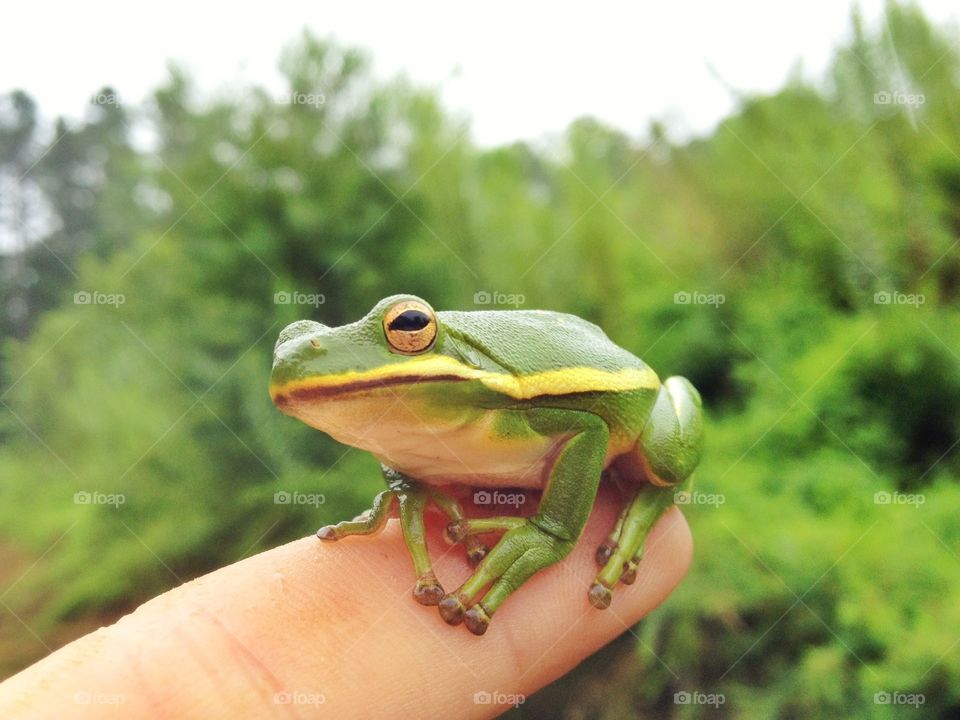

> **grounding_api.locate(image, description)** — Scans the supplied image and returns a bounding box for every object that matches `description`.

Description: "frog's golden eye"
[383,300,437,354]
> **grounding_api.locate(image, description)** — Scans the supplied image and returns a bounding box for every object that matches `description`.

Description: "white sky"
[2,1,958,146]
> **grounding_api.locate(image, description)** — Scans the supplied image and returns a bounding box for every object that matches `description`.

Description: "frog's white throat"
[290,394,558,489]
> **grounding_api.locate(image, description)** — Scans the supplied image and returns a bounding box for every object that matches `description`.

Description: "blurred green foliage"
[1,3,959,717]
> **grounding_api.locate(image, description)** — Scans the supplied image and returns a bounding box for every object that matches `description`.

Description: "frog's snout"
[270,321,332,408]
[274,320,330,351]
[272,327,330,373]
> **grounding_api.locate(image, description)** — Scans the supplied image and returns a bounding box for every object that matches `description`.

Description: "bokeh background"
[2,2,960,717]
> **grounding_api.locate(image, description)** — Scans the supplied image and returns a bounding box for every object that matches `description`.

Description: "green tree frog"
[270,295,704,635]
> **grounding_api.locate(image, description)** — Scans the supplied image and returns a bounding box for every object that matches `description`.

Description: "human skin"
[0,487,692,719]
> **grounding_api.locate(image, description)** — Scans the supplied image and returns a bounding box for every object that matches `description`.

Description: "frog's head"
[269,294,486,448]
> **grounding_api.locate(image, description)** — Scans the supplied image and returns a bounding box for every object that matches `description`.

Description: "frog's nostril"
[303,336,328,357]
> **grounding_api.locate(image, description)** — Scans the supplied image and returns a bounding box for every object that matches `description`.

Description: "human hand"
[0,485,691,719]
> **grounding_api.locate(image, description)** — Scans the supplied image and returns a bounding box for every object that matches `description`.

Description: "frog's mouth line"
[271,374,468,407]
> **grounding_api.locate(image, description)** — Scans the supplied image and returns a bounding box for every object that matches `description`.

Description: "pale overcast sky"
[2,1,958,146]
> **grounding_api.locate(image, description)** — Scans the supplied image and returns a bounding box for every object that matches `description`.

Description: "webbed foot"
[440,518,574,636]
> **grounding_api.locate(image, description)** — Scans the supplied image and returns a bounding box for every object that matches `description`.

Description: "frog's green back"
[438,309,650,376]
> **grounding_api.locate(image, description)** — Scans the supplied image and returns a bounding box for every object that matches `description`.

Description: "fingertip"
[0,490,694,720]
[257,489,694,716]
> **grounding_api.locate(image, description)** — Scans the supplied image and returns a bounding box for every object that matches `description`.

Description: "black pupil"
[389,309,431,332]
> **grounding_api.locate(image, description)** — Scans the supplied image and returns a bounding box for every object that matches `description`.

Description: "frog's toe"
[464,605,491,636]
[595,539,617,566]
[620,558,639,585]
[438,593,467,625]
[316,525,338,541]
[443,520,469,545]
[466,539,488,567]
[413,573,445,606]
[588,582,613,609]
[442,522,488,565]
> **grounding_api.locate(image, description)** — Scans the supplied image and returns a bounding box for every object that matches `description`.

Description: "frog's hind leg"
[590,375,703,609]
[594,471,635,566]
[438,409,608,635]
[589,485,675,608]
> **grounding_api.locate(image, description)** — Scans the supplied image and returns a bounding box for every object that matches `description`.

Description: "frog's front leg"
[316,465,485,606]
[439,409,608,635]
